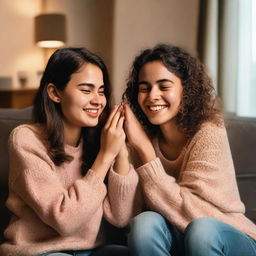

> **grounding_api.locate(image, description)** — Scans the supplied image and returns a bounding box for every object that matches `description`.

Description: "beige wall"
[0,0,199,102]
[112,0,200,102]
[46,0,114,76]
[0,0,114,89]
[0,0,42,88]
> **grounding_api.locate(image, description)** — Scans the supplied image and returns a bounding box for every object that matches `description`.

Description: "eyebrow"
[137,79,174,86]
[77,83,105,88]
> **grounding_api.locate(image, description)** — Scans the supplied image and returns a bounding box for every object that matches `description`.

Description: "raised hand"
[91,105,126,179]
[100,105,126,159]
[124,104,156,163]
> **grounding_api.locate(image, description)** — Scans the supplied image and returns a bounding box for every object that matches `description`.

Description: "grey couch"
[0,107,256,243]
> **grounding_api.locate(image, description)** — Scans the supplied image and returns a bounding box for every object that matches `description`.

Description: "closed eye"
[81,89,91,94]
[160,85,171,91]
[138,87,150,92]
[138,83,151,92]
[98,89,105,95]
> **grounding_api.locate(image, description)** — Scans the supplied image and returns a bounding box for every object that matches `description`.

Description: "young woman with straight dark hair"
[120,44,256,256]
[0,47,133,256]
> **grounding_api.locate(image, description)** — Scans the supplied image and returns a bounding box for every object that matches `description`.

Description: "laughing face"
[137,60,183,127]
[57,62,106,131]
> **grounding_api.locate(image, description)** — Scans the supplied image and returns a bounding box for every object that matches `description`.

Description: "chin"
[81,120,99,127]
[86,122,99,127]
[147,117,164,125]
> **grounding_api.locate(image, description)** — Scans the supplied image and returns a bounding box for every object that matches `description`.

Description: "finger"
[104,105,119,128]
[119,105,125,117]
[109,105,124,128]
[124,104,135,123]
[116,115,125,130]
[109,109,122,128]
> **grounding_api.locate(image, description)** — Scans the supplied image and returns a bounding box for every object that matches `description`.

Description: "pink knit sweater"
[0,124,138,256]
[113,122,256,240]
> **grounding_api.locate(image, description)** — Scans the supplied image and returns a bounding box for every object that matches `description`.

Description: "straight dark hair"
[33,47,112,174]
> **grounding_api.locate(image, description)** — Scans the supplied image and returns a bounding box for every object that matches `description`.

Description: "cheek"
[102,96,107,108]
[137,93,145,107]
[166,91,182,104]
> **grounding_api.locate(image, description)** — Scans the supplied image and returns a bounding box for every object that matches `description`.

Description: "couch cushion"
[0,106,33,243]
[226,117,256,223]
[0,106,33,186]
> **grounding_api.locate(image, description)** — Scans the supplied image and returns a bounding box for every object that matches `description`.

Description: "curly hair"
[123,44,222,138]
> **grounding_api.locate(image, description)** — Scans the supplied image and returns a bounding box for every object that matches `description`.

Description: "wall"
[46,0,114,77]
[0,0,199,102]
[112,0,200,102]
[0,0,42,88]
[0,0,114,89]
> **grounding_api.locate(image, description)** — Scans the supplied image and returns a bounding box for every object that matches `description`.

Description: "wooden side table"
[0,88,38,109]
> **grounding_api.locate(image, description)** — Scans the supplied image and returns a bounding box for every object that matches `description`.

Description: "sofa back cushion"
[226,117,256,223]
[0,107,33,242]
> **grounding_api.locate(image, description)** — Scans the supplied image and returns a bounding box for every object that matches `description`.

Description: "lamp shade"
[35,13,66,48]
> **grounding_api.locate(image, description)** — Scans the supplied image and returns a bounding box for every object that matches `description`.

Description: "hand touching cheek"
[124,104,156,163]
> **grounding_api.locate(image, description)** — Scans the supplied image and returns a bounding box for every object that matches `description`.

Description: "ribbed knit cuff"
[108,164,138,189]
[137,157,166,183]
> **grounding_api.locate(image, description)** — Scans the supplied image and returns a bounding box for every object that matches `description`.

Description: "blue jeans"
[36,245,129,256]
[128,211,256,256]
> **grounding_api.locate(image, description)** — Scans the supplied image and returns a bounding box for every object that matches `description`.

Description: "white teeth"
[148,105,167,111]
[84,109,98,113]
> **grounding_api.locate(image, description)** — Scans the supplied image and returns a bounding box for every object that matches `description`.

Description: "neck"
[160,121,187,148]
[63,125,82,147]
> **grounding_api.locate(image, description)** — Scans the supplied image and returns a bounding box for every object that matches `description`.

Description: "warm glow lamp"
[35,14,66,48]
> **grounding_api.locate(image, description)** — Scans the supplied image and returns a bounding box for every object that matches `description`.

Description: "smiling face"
[137,60,183,127]
[57,62,106,131]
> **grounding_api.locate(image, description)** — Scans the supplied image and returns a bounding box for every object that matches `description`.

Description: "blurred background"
[0,0,255,117]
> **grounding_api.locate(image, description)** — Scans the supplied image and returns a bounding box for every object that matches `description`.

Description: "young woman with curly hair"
[121,44,256,256]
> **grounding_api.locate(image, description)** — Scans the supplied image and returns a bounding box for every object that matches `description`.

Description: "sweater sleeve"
[8,126,107,236]
[136,123,245,230]
[103,164,143,227]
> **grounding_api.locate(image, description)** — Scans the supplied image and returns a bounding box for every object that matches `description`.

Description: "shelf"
[0,88,38,109]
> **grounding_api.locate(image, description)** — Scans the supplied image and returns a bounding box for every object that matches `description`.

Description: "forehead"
[138,61,179,82]
[71,63,103,83]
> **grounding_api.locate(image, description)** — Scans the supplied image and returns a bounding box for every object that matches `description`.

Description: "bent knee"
[185,218,222,242]
[129,211,168,242]
[130,211,167,231]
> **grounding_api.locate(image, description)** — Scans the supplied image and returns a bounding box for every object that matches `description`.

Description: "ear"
[47,83,61,103]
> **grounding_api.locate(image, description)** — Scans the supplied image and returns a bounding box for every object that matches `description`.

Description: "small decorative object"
[0,77,12,89]
[17,71,28,88]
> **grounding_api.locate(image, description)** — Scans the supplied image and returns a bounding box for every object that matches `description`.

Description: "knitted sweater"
[0,124,138,256]
[114,122,256,240]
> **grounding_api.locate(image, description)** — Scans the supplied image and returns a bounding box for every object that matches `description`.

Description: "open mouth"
[83,108,100,117]
[147,105,169,112]
[84,109,98,113]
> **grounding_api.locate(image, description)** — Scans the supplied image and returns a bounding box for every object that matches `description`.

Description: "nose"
[148,86,161,101]
[90,92,102,105]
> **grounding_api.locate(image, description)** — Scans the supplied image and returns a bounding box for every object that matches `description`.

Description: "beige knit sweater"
[0,124,138,256]
[112,122,256,240]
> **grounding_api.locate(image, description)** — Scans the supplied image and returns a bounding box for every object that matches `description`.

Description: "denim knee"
[129,212,170,242]
[184,218,224,253]
[128,211,172,255]
[184,217,256,256]
[185,218,221,242]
